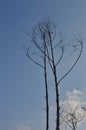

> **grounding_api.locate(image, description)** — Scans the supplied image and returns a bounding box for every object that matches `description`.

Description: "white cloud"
[16,122,31,130]
[66,89,82,100]
[63,89,86,109]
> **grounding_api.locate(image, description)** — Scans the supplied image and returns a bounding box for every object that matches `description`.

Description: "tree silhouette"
[24,18,83,130]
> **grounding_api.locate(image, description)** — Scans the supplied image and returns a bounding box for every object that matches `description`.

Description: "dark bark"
[44,39,49,130]
[49,32,60,130]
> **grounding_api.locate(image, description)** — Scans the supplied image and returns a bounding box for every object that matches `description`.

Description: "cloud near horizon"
[16,123,31,130]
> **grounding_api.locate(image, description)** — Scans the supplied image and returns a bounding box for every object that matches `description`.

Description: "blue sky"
[0,0,86,130]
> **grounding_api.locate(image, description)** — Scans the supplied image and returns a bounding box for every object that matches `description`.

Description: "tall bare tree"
[24,18,83,130]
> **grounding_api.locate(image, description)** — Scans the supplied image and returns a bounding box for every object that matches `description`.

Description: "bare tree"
[24,18,83,130]
[60,101,86,130]
[24,19,50,130]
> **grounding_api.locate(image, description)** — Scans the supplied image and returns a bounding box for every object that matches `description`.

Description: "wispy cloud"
[63,89,83,109]
[16,122,31,130]
[66,89,82,100]
[67,89,85,107]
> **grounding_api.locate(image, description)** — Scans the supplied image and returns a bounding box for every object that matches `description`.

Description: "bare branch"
[32,35,53,63]
[55,47,64,66]
[24,47,44,69]
[53,32,64,49]
[58,40,83,85]
[60,114,74,129]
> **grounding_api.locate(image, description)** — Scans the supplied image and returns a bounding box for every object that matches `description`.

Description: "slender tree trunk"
[44,42,49,130]
[56,85,60,130]
[54,66,60,130]
[49,34,60,130]
[44,67,49,130]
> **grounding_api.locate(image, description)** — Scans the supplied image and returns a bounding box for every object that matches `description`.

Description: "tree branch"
[55,47,64,66]
[58,41,83,85]
[24,47,44,68]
